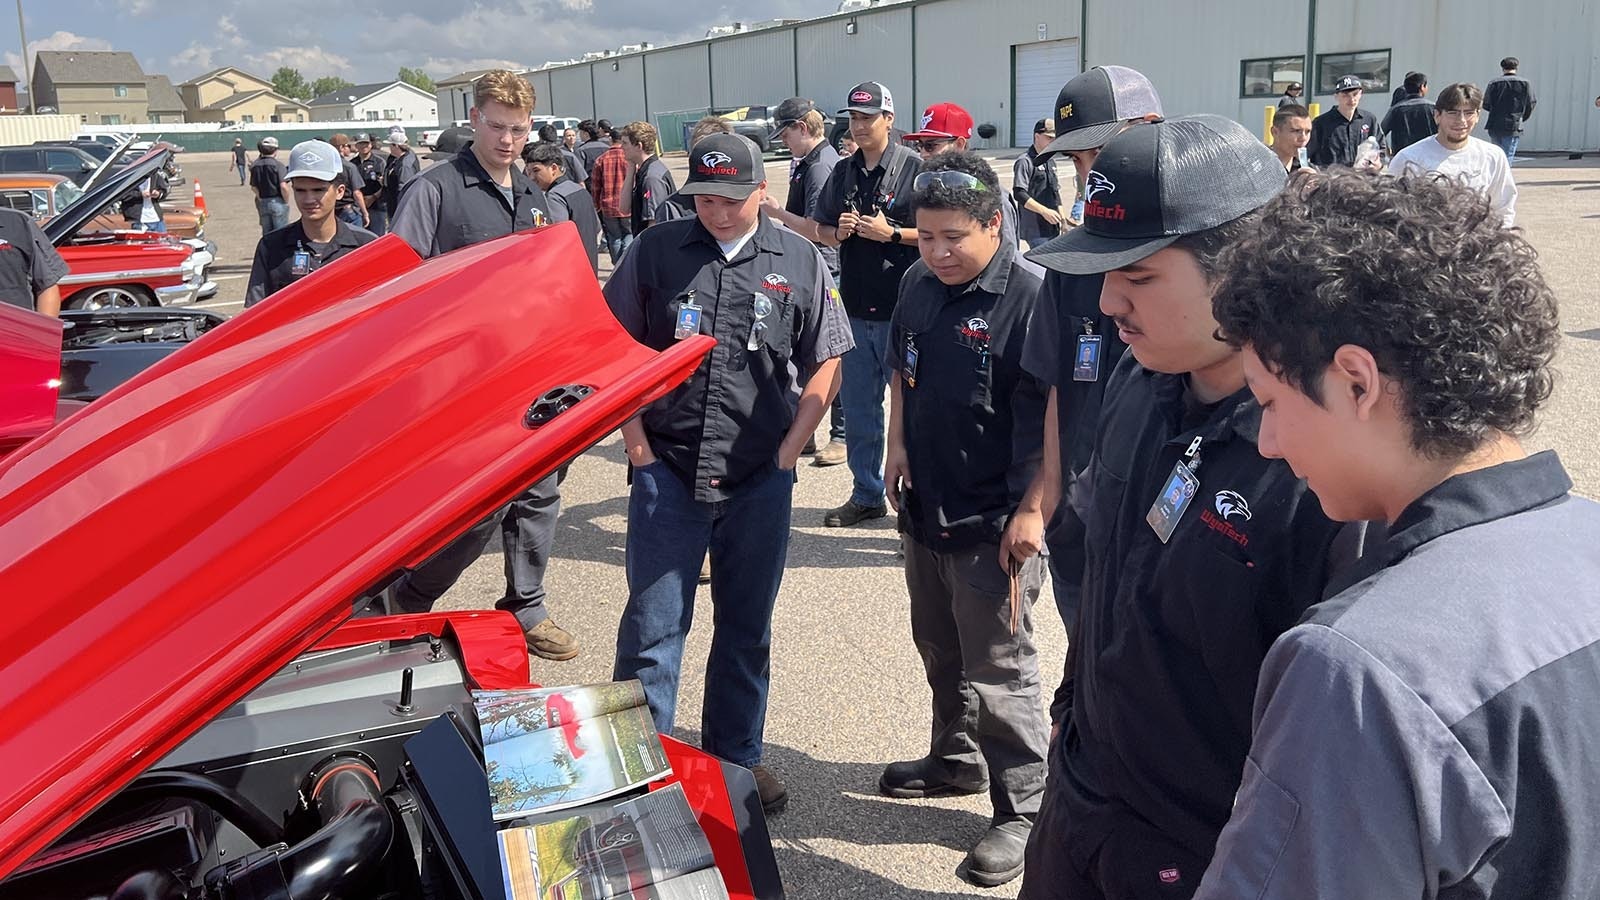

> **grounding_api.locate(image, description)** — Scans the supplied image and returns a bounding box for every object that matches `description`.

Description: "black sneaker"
[751,764,788,815]
[878,757,987,799]
[823,499,888,527]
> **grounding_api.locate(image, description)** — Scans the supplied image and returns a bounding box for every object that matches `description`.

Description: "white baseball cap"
[285,140,342,181]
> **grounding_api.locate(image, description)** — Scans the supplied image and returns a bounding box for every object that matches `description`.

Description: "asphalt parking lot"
[174,147,1600,897]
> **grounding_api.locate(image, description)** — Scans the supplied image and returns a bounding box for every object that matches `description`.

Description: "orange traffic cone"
[192,179,208,223]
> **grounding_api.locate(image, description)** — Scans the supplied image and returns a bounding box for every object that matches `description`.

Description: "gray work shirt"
[603,213,854,503]
[545,177,600,274]
[1197,451,1600,900]
[0,207,67,309]
[390,142,550,259]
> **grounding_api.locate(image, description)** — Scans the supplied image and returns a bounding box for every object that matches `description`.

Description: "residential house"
[177,66,274,120]
[144,74,185,124]
[31,51,149,125]
[308,80,436,123]
[188,89,309,124]
[435,70,491,127]
[0,66,18,112]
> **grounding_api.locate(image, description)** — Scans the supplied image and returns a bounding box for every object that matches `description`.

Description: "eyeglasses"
[912,170,988,192]
[1437,108,1480,120]
[480,119,531,139]
[911,138,955,153]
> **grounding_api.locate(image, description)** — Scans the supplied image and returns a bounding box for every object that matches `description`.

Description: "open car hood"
[0,225,714,879]
[44,144,171,245]
[0,303,64,455]
[79,133,140,196]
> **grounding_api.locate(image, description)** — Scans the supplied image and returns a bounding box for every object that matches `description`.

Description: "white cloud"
[243,46,352,80]
[117,0,156,15]
[4,30,116,84]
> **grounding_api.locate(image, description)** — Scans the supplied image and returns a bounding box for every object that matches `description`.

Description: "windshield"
[53,180,85,214]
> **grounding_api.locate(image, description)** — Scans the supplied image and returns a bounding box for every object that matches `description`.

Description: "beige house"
[188,88,309,124]
[178,67,275,121]
[144,75,185,124]
[31,51,149,125]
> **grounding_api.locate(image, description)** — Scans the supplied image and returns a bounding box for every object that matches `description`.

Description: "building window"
[1316,49,1391,94]
[383,108,396,119]
[101,114,121,125]
[1239,56,1304,98]
[242,114,254,123]
[113,84,128,97]
[366,110,379,121]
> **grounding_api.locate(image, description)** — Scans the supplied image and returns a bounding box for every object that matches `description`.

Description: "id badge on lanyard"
[675,290,703,340]
[1073,319,1102,382]
[1146,436,1203,543]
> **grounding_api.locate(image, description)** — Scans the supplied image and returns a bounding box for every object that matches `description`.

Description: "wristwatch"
[889,228,902,244]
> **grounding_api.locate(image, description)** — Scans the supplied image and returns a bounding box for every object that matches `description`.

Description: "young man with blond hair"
[619,120,676,236]
[389,69,577,662]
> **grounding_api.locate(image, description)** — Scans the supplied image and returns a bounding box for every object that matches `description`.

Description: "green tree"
[398,67,436,94]
[310,76,354,99]
[271,67,311,101]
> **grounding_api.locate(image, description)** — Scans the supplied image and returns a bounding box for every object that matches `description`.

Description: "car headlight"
[180,258,198,278]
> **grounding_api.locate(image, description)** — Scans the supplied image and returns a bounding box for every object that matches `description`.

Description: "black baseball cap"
[1026,115,1287,274]
[838,81,894,116]
[680,133,766,200]
[1334,75,1363,92]
[769,97,817,139]
[1043,65,1164,155]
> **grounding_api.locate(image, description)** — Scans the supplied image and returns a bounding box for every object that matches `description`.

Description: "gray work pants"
[391,467,566,626]
[904,535,1050,821]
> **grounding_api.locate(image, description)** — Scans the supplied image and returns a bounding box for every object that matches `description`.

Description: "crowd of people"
[227,59,1598,900]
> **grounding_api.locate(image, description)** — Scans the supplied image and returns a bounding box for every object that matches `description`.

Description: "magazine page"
[485,698,669,820]
[497,784,728,900]
[475,681,650,744]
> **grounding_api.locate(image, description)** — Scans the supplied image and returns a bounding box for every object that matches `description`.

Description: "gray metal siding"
[711,30,798,108]
[525,72,555,117]
[796,7,913,122]
[643,45,712,114]
[593,55,647,122]
[549,67,595,121]
[914,0,1081,146]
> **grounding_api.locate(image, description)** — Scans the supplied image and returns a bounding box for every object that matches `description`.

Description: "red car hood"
[0,225,713,880]
[0,303,63,455]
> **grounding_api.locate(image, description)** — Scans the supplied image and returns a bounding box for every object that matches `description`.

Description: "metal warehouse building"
[510,0,1599,153]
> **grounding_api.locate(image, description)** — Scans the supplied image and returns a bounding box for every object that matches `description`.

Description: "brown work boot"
[802,436,818,455]
[524,619,579,661]
[811,439,847,467]
[751,764,788,815]
[824,499,888,527]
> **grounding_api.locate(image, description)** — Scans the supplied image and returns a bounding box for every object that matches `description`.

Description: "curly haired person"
[1196,169,1600,899]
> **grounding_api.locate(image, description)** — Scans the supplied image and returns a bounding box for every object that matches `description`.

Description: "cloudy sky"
[5,0,840,87]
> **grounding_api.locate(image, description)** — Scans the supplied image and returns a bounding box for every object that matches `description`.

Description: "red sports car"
[0,224,782,900]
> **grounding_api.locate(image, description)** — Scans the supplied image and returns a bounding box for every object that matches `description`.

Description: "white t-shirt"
[716,223,758,260]
[1387,135,1517,228]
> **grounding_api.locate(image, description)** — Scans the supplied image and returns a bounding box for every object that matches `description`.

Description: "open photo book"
[476,681,671,821]
[497,783,730,900]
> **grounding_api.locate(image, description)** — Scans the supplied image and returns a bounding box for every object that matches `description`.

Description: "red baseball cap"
[904,102,974,141]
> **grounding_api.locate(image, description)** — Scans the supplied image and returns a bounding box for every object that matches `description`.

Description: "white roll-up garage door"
[1014,39,1080,145]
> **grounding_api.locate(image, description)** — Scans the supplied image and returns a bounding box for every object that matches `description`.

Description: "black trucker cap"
[1027,114,1287,274]
[680,133,766,200]
[837,81,894,116]
[1043,65,1164,155]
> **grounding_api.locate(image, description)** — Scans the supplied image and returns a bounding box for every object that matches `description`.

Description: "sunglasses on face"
[911,138,955,153]
[912,170,988,192]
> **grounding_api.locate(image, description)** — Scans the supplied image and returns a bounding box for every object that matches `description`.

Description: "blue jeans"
[237,162,246,184]
[256,197,289,235]
[132,219,166,233]
[614,460,794,768]
[337,206,364,229]
[1491,132,1520,162]
[367,204,389,235]
[840,316,892,507]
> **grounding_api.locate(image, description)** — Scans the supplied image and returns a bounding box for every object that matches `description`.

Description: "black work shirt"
[389,142,550,259]
[249,156,286,200]
[0,207,68,309]
[1012,147,1062,242]
[1380,95,1437,154]
[1307,107,1379,166]
[1019,265,1121,489]
[1484,74,1537,135]
[652,190,692,224]
[603,214,855,503]
[813,143,922,320]
[631,156,677,236]
[545,177,600,274]
[335,159,365,210]
[243,218,377,307]
[1050,352,1365,870]
[787,139,841,275]
[886,241,1048,549]
[354,152,385,199]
